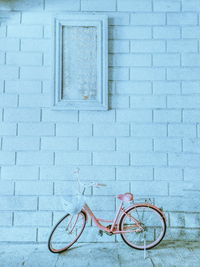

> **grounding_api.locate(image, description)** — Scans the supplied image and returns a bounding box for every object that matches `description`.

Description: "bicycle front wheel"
[119,204,166,250]
[48,211,86,253]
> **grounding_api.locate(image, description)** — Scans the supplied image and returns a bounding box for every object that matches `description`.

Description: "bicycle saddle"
[117,193,133,202]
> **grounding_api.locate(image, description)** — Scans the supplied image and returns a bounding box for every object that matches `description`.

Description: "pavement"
[0,241,199,267]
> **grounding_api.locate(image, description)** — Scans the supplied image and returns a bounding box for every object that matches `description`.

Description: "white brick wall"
[0,0,200,243]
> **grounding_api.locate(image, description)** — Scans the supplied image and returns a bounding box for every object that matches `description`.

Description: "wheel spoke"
[48,212,86,253]
[120,205,166,250]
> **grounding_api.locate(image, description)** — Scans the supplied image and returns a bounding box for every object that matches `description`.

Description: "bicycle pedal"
[98,230,104,237]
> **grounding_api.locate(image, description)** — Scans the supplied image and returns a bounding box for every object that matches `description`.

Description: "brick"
[153,0,180,12]
[0,66,18,79]
[42,109,78,122]
[22,12,51,24]
[168,96,200,108]
[0,94,18,107]
[182,27,200,38]
[108,13,129,25]
[0,152,15,165]
[6,52,42,66]
[19,94,51,108]
[117,137,152,152]
[40,166,115,180]
[3,137,39,151]
[182,82,200,94]
[131,96,166,108]
[55,152,91,165]
[131,181,168,196]
[7,25,43,38]
[167,68,200,81]
[15,181,53,195]
[111,26,151,40]
[168,153,200,167]
[153,54,180,66]
[131,13,165,25]
[118,0,152,11]
[21,39,51,52]
[56,123,92,136]
[184,110,200,123]
[79,110,115,123]
[93,181,129,195]
[0,228,36,242]
[1,166,39,180]
[4,108,40,122]
[154,167,183,180]
[170,212,185,227]
[116,81,151,95]
[39,196,70,211]
[131,124,167,137]
[0,0,43,11]
[18,123,54,136]
[167,13,197,25]
[0,196,37,211]
[79,137,115,151]
[0,25,6,37]
[45,0,80,11]
[183,139,200,153]
[110,95,129,108]
[82,0,116,11]
[109,67,129,80]
[14,211,51,226]
[131,152,167,166]
[0,39,19,51]
[185,213,200,228]
[5,80,42,93]
[93,152,129,166]
[54,181,90,195]
[182,54,200,67]
[43,52,51,66]
[0,212,12,226]
[184,168,200,182]
[0,123,16,136]
[41,137,77,151]
[0,181,14,195]
[131,40,165,53]
[117,110,152,122]
[20,66,51,80]
[167,40,198,52]
[17,152,53,165]
[182,0,200,11]
[109,40,129,53]
[93,123,129,136]
[111,54,151,67]
[0,51,5,64]
[154,138,182,152]
[0,11,21,24]
[169,181,195,196]
[0,108,2,121]
[130,68,165,81]
[168,124,196,138]
[154,109,181,122]
[153,26,180,39]
[116,166,153,180]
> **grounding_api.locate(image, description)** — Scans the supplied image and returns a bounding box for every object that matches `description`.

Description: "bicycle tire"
[48,210,87,253]
[119,204,166,250]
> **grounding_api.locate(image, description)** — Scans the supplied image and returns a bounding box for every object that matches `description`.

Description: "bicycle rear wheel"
[119,204,166,250]
[48,211,86,253]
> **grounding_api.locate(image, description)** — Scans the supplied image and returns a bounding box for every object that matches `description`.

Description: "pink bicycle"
[48,177,166,253]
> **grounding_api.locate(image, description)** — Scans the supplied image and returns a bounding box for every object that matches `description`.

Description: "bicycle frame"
[82,202,144,235]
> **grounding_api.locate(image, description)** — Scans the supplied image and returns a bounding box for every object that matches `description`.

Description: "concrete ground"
[0,241,199,267]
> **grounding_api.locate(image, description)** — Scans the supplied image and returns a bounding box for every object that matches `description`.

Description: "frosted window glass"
[62,26,97,101]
